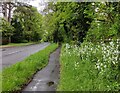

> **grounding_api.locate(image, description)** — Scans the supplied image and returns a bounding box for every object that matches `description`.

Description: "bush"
[1,18,14,41]
[21,40,28,43]
[2,37,9,45]
[58,41,119,91]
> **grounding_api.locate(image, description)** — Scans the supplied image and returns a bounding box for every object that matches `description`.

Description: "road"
[0,42,50,70]
[23,47,61,92]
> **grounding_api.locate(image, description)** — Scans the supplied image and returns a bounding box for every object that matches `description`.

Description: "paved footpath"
[22,47,61,92]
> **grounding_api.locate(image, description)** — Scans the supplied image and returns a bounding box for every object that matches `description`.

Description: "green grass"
[0,42,39,48]
[58,42,119,91]
[2,43,58,92]
[0,72,2,93]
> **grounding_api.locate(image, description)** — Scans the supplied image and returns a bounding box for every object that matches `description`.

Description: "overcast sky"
[28,0,46,12]
[0,0,47,17]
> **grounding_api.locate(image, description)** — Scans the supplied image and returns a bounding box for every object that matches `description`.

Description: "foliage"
[11,6,43,43]
[1,2,120,91]
[42,2,92,44]
[42,2,120,44]
[85,2,120,42]
[2,43,58,92]
[58,41,120,91]
[1,2,120,44]
[1,18,14,44]
[0,72,1,93]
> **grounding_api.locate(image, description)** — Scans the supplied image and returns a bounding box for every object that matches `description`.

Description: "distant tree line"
[1,2,120,45]
[0,2,43,45]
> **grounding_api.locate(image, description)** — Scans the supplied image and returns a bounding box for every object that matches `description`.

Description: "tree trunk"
[8,3,11,23]
[3,2,7,21]
[8,36,11,43]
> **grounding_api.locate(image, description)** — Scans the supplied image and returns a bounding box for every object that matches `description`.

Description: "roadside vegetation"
[54,2,120,91]
[2,43,58,92]
[58,41,119,91]
[0,72,2,93]
[1,1,120,92]
[0,42,40,48]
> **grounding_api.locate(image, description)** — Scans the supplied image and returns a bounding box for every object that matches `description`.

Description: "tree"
[42,2,92,44]
[1,18,14,44]
[11,5,43,42]
[85,2,120,42]
[1,1,32,23]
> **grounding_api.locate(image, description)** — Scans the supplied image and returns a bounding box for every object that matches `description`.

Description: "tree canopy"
[1,2,120,44]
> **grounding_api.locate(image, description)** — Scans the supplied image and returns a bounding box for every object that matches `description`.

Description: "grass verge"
[2,43,58,92]
[58,42,119,91]
[0,72,2,93]
[0,42,39,48]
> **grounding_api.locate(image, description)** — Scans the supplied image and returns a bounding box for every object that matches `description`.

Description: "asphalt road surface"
[23,47,61,92]
[0,42,50,70]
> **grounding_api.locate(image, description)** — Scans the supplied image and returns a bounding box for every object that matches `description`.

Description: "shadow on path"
[22,47,61,92]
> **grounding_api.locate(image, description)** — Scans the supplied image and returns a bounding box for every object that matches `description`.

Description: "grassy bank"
[58,41,119,91]
[0,42,40,48]
[2,43,58,92]
[0,72,2,93]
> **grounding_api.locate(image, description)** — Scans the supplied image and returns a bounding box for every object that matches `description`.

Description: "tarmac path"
[23,47,61,92]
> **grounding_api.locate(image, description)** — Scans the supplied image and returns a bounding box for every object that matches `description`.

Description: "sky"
[28,0,46,12]
[0,0,47,17]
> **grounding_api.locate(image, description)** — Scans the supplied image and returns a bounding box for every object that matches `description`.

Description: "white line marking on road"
[7,51,21,55]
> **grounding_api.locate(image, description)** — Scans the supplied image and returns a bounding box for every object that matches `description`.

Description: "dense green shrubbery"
[85,19,120,43]
[85,2,120,43]
[58,2,120,91]
[42,2,92,43]
[58,41,119,91]
[1,18,14,44]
